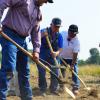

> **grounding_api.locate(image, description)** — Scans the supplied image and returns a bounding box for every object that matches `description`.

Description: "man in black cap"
[60,24,80,95]
[37,17,63,96]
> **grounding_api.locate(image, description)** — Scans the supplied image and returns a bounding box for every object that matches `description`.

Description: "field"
[7,64,100,100]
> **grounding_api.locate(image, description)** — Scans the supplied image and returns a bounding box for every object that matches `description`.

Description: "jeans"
[37,49,59,92]
[0,27,32,100]
[61,59,80,89]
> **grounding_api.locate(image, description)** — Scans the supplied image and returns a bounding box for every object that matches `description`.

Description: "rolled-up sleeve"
[31,24,41,53]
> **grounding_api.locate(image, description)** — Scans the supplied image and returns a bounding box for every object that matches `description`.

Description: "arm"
[30,8,42,62]
[31,25,41,53]
[70,52,78,70]
[71,53,78,66]
[52,33,63,57]
[71,40,80,69]
[30,24,41,62]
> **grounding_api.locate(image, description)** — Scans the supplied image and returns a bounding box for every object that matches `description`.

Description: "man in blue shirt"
[37,18,63,96]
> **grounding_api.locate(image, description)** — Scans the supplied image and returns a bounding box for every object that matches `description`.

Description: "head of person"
[36,0,53,6]
[68,24,78,39]
[50,17,62,33]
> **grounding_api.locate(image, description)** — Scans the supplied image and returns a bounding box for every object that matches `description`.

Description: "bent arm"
[31,24,41,53]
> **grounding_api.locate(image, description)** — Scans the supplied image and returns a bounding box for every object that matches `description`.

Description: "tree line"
[79,48,100,66]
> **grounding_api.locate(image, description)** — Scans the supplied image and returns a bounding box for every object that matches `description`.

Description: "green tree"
[86,48,100,64]
[78,60,86,66]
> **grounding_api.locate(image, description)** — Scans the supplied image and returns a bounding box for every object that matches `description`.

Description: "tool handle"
[59,56,87,88]
[45,35,59,65]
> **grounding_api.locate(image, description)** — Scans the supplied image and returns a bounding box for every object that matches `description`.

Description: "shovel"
[59,56,91,91]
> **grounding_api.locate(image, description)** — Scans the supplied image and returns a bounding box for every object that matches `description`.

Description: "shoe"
[50,90,60,96]
[72,90,79,95]
[40,91,46,97]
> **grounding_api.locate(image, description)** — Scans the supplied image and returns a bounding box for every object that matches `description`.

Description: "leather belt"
[2,25,26,39]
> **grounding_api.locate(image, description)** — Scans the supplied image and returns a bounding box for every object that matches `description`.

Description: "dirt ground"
[7,75,100,100]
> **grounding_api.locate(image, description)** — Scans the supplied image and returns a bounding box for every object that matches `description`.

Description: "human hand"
[70,64,74,71]
[32,52,39,63]
[51,51,58,58]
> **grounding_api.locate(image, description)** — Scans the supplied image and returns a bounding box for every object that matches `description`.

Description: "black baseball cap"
[52,18,62,27]
[47,0,53,3]
[68,24,78,34]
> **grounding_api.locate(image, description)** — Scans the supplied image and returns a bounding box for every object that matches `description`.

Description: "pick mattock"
[0,30,75,99]
[45,34,76,99]
[59,56,91,91]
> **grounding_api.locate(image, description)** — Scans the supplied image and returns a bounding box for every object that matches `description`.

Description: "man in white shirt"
[60,24,80,95]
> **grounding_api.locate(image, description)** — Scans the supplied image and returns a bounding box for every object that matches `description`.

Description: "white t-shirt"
[60,31,80,59]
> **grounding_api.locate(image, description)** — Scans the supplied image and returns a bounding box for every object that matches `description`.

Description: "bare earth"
[7,75,100,100]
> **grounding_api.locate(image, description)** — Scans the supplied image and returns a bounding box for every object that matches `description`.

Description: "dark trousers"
[37,49,59,92]
[61,59,80,89]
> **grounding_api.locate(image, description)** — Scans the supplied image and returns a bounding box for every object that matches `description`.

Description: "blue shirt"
[40,27,63,51]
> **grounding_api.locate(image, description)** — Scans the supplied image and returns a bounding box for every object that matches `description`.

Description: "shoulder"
[60,31,68,40]
[40,28,47,33]
[60,31,68,37]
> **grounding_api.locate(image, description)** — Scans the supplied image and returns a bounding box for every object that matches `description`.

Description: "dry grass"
[30,63,38,76]
[30,63,100,77]
[7,63,100,100]
[79,65,100,76]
